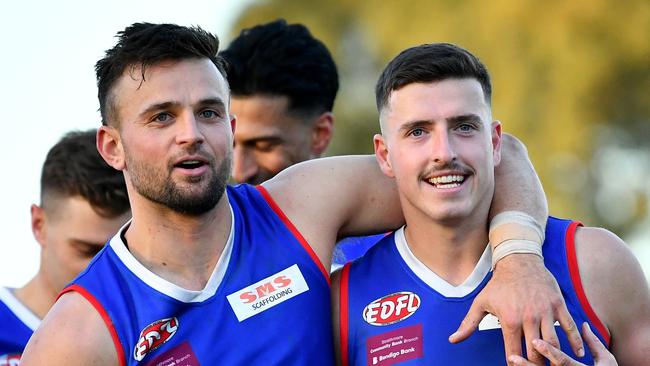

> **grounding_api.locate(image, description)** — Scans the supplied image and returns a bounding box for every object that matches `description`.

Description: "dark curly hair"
[96,22,227,126]
[41,130,129,218]
[220,19,338,118]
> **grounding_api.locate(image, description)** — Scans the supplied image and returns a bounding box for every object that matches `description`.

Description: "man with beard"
[21,23,581,365]
[221,19,382,269]
[0,130,130,363]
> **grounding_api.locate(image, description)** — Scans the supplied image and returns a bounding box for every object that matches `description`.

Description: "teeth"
[428,175,465,185]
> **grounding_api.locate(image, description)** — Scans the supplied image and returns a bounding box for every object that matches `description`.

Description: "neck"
[124,193,232,291]
[403,211,488,286]
[14,273,58,319]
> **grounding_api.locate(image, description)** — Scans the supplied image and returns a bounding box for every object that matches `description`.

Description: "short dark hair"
[41,130,129,218]
[221,19,339,117]
[376,43,491,111]
[96,22,227,126]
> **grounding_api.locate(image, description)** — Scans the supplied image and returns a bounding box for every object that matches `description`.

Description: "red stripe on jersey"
[565,221,611,346]
[340,263,351,366]
[59,284,127,366]
[256,185,330,284]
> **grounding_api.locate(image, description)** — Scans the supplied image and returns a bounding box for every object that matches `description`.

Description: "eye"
[457,123,475,133]
[409,128,426,137]
[198,109,220,119]
[152,112,172,123]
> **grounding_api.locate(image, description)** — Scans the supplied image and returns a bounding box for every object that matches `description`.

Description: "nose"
[431,129,457,166]
[175,112,205,146]
[232,143,258,183]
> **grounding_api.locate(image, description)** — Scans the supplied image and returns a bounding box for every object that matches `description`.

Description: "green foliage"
[231,0,650,237]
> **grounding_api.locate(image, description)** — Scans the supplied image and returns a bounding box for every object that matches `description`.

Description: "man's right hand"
[508,322,616,366]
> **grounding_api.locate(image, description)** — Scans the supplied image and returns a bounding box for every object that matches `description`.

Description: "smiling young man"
[0,130,130,362]
[332,43,650,366]
[22,24,581,365]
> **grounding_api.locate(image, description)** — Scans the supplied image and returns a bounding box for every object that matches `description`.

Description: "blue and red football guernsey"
[332,234,386,272]
[0,287,40,364]
[339,217,610,365]
[62,184,334,366]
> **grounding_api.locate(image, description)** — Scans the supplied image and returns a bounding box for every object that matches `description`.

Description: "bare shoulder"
[574,226,650,365]
[20,291,119,366]
[261,155,401,267]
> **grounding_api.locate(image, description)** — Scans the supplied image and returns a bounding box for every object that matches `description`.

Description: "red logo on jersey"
[0,354,21,366]
[363,292,420,326]
[133,317,179,361]
[238,275,292,304]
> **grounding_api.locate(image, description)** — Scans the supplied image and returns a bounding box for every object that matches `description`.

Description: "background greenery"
[229,0,650,249]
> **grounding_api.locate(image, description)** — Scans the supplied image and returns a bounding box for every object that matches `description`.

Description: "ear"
[97,126,125,170]
[373,133,394,178]
[30,204,47,248]
[230,114,237,146]
[491,121,503,166]
[309,112,334,156]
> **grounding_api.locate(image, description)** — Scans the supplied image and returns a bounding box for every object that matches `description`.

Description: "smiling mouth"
[175,160,206,169]
[427,174,466,189]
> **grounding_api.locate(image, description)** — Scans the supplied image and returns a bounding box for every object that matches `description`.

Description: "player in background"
[0,130,130,362]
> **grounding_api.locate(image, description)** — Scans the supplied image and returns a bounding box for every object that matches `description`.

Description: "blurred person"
[0,130,130,362]
[21,23,576,365]
[221,19,337,186]
[221,19,383,269]
[333,43,650,365]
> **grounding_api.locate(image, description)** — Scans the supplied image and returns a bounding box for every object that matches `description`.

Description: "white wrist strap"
[489,211,544,243]
[491,239,543,270]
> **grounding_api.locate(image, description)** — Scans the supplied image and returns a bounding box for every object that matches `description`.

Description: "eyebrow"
[398,113,483,134]
[139,98,227,118]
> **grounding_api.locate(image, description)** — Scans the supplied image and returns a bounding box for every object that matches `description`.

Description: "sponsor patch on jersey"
[0,354,21,366]
[363,291,420,326]
[366,324,423,365]
[478,313,560,331]
[143,341,199,366]
[226,264,309,322]
[134,317,179,361]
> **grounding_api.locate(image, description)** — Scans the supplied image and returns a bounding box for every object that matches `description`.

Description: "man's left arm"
[450,134,584,364]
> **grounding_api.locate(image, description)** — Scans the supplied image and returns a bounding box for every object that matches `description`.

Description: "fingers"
[581,323,615,363]
[501,317,523,363]
[508,354,536,366]
[555,304,584,357]
[522,315,545,365]
[449,297,487,344]
[540,316,561,366]
[531,339,578,366]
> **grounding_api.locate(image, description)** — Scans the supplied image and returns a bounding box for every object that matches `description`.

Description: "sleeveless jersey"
[62,184,333,366]
[0,287,40,364]
[339,217,610,365]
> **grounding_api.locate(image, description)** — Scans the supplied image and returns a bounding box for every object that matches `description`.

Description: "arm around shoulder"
[20,291,119,366]
[575,226,650,366]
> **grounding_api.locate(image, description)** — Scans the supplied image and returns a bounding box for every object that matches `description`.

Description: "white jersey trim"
[394,226,492,298]
[0,287,41,331]
[109,204,235,303]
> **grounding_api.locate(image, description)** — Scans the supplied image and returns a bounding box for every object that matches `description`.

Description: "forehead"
[112,58,229,118]
[381,78,489,130]
[231,95,308,138]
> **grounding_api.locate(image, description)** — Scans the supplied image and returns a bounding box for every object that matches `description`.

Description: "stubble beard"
[127,149,232,216]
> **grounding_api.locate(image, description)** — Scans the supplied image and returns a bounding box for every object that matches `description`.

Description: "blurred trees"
[230,0,650,238]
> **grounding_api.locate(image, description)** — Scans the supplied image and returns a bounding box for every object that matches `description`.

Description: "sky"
[0,0,255,287]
